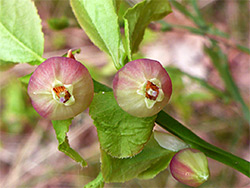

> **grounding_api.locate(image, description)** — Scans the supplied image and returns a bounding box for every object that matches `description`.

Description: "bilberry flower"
[28,56,94,120]
[113,59,172,117]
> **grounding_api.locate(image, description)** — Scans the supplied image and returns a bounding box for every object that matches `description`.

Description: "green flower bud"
[170,148,209,187]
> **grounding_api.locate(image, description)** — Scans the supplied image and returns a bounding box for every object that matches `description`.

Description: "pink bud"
[113,59,172,117]
[170,148,209,187]
[28,57,94,120]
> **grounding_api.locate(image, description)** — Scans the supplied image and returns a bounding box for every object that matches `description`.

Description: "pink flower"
[28,57,94,120]
[113,59,172,117]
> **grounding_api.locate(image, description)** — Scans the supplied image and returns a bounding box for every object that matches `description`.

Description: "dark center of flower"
[145,81,159,100]
[53,86,71,103]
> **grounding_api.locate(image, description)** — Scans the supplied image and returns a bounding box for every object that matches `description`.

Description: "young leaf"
[52,119,87,167]
[70,0,126,69]
[124,0,172,60]
[0,0,44,64]
[101,135,175,182]
[89,92,156,158]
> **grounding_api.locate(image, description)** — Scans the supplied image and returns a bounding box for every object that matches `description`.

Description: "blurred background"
[0,0,249,187]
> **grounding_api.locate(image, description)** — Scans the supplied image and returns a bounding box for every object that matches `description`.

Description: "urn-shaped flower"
[28,57,94,120]
[113,59,172,117]
[170,148,209,187]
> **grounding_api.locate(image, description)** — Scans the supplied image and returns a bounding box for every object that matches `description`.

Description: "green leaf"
[93,79,112,93]
[89,92,156,158]
[170,0,205,29]
[124,0,172,59]
[204,41,250,123]
[0,59,14,65]
[101,135,175,182]
[137,155,172,179]
[116,1,130,25]
[166,66,228,99]
[0,59,17,71]
[236,44,250,55]
[70,0,126,69]
[207,26,229,38]
[52,119,87,167]
[0,0,44,64]
[159,20,229,39]
[170,0,194,19]
[158,21,173,32]
[19,72,33,87]
[112,0,121,13]
[84,172,105,188]
[91,79,250,177]
[190,0,207,28]
[47,17,69,31]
